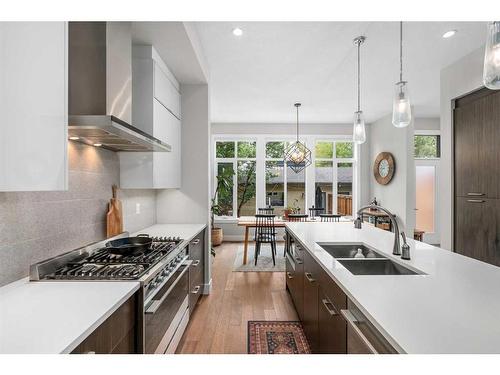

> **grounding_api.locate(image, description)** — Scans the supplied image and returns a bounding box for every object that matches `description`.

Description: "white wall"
[440,46,484,250]
[367,114,415,236]
[211,122,352,136]
[414,118,440,131]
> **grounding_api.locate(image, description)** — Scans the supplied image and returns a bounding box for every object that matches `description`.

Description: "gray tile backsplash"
[0,142,157,287]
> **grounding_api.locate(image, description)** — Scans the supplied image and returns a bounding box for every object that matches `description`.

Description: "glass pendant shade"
[392,81,412,128]
[353,111,366,144]
[483,21,500,90]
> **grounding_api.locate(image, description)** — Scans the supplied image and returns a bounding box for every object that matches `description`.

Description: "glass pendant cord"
[295,103,300,141]
[399,21,403,83]
[357,39,361,112]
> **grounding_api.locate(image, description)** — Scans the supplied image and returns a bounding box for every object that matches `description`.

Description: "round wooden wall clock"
[373,152,395,185]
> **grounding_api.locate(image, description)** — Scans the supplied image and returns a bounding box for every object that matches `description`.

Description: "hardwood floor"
[176,242,299,354]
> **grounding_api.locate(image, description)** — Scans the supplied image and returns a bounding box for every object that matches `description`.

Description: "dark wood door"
[454,88,500,199]
[302,250,319,353]
[317,287,347,354]
[455,197,500,266]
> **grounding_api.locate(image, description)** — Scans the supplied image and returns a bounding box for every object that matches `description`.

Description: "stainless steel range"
[30,232,192,354]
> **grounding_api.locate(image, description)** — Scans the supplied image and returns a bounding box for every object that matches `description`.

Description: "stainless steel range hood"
[68,22,170,152]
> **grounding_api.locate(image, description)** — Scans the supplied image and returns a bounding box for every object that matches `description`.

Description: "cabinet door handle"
[84,351,96,354]
[305,273,315,283]
[467,199,485,203]
[340,309,378,354]
[286,272,294,279]
[191,285,201,294]
[191,239,200,245]
[321,298,338,316]
[295,257,303,264]
[192,260,200,267]
[467,192,484,196]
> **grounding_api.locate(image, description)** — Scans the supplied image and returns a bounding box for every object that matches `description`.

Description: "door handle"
[191,285,201,294]
[467,199,485,203]
[321,298,338,316]
[305,273,315,283]
[191,239,200,245]
[286,272,294,279]
[192,260,200,267]
[467,192,484,196]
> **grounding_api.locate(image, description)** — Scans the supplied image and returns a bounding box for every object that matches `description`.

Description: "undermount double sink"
[317,244,424,276]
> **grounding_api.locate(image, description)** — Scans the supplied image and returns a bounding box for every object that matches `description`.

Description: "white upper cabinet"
[119,45,181,189]
[0,22,67,191]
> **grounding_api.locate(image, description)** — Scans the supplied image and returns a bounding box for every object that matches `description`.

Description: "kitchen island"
[285,221,500,353]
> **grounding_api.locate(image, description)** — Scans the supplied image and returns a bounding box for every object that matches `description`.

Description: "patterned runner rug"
[248,321,311,354]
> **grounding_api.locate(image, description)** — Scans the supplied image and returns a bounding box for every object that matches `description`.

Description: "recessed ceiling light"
[442,30,457,39]
[93,143,102,147]
[69,136,80,140]
[232,27,243,37]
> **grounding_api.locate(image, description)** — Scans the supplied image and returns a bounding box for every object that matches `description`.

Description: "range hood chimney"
[68,22,170,152]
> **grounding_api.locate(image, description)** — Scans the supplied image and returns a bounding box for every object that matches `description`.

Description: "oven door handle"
[145,260,192,315]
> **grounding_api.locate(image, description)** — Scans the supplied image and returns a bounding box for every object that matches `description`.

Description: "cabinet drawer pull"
[321,298,338,316]
[286,272,294,279]
[467,199,485,203]
[191,285,201,294]
[305,273,315,283]
[191,239,200,245]
[295,257,303,264]
[467,192,484,196]
[84,351,96,354]
[192,260,200,267]
[340,309,378,354]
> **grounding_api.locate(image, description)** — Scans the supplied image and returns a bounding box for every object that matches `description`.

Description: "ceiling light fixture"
[93,143,102,147]
[392,22,412,128]
[232,27,243,37]
[69,136,80,140]
[483,21,500,90]
[284,103,311,173]
[442,30,457,39]
[352,36,366,145]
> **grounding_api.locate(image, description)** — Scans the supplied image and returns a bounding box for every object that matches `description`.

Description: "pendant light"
[353,36,366,145]
[284,103,311,173]
[392,22,412,128]
[483,21,500,90]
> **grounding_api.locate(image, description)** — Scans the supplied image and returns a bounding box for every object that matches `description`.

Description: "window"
[414,135,440,158]
[214,140,256,217]
[314,141,355,215]
[213,137,357,219]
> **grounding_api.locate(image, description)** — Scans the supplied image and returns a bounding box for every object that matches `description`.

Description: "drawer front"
[319,266,347,312]
[154,62,180,119]
[189,233,204,263]
[318,287,347,354]
[189,266,204,311]
[72,293,138,354]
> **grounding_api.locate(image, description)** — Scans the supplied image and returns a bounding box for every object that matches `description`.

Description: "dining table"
[237,215,349,265]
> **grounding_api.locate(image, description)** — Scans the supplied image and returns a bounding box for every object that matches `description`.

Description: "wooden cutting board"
[107,185,123,238]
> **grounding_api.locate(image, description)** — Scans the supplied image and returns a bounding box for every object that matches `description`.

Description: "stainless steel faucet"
[354,204,410,260]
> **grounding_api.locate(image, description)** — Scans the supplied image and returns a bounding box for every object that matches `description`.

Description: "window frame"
[212,134,358,219]
[414,130,441,160]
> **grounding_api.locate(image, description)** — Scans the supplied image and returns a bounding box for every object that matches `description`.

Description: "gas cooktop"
[33,236,184,281]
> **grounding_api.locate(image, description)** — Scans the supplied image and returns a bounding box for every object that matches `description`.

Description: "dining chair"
[319,214,341,222]
[254,214,277,266]
[287,214,309,222]
[308,207,325,219]
[257,207,274,215]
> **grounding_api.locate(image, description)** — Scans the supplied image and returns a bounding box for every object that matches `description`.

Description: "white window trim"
[211,134,358,219]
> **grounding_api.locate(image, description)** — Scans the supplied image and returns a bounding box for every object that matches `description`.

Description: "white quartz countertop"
[285,222,500,354]
[132,223,206,244]
[0,278,139,354]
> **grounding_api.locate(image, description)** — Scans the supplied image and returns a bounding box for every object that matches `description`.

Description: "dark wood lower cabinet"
[317,287,346,354]
[454,197,500,266]
[302,250,319,353]
[71,292,140,354]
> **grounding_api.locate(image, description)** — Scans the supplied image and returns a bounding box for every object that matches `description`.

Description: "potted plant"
[211,167,234,247]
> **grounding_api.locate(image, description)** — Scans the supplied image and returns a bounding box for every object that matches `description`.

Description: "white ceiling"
[195,21,487,124]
